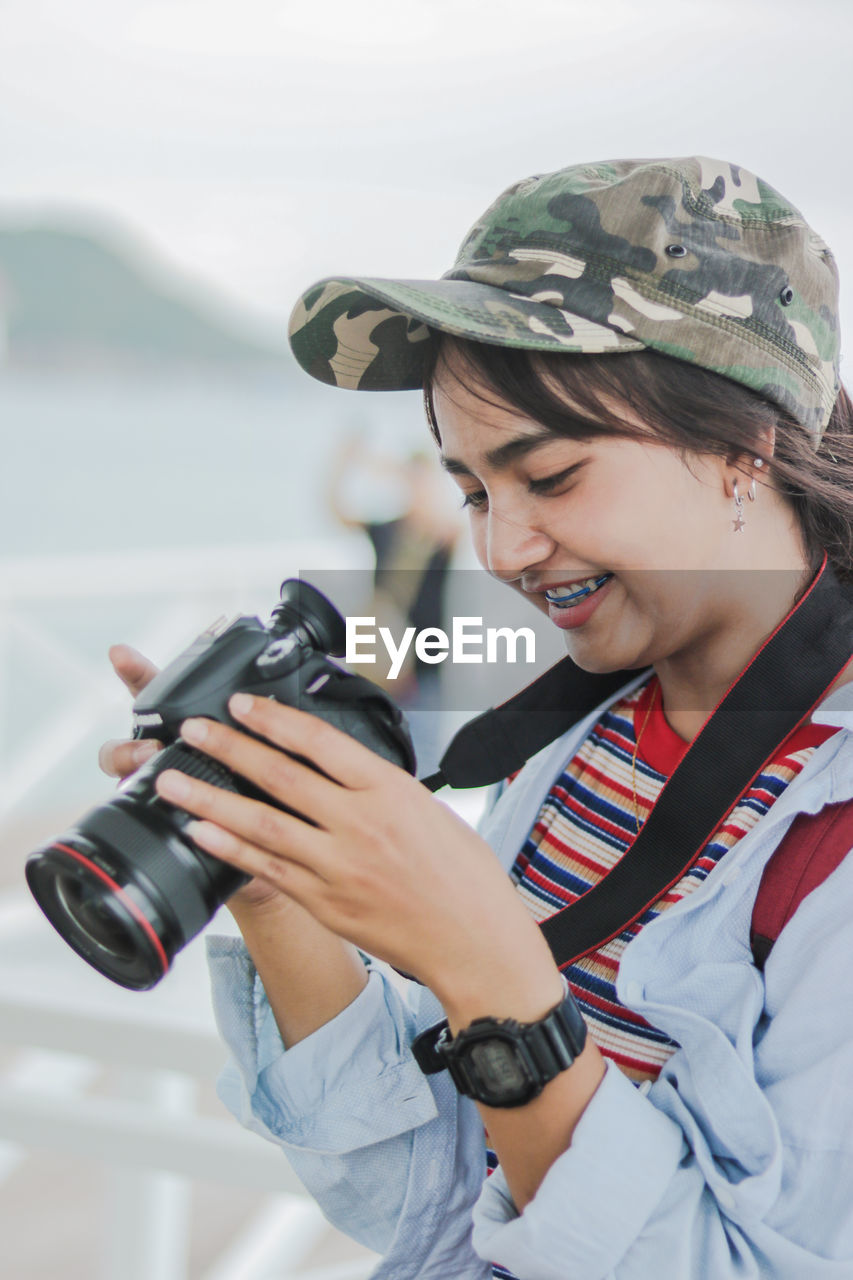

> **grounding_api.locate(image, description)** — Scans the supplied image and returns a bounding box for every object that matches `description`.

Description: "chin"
[563,646,645,675]
[561,631,652,675]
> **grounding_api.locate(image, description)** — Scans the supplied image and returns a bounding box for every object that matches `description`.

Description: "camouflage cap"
[288,157,841,443]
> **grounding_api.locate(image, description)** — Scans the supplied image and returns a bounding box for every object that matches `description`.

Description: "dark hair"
[423,335,853,586]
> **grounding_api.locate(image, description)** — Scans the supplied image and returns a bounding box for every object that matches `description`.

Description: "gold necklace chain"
[631,680,658,834]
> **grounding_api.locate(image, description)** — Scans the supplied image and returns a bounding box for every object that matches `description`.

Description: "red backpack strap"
[751,799,853,969]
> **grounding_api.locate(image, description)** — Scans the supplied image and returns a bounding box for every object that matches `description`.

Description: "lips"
[543,573,614,608]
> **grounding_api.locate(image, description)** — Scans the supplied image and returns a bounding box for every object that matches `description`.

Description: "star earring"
[732,481,746,533]
[732,459,762,534]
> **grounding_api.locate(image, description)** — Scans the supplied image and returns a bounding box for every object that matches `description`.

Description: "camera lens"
[25,838,179,990]
[54,872,137,963]
[25,743,249,990]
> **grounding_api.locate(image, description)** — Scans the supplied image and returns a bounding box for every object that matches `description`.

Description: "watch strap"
[411,1018,451,1075]
[521,987,587,1076]
[411,982,587,1104]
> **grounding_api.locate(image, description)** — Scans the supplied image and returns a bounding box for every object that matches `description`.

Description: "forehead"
[432,373,561,474]
[431,351,629,480]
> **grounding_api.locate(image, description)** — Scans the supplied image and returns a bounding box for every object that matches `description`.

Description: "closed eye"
[529,465,582,494]
[460,461,587,512]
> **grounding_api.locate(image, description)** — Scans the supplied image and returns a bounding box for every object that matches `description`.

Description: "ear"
[724,425,775,497]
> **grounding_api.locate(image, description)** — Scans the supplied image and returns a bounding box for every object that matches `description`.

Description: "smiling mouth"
[543,573,614,609]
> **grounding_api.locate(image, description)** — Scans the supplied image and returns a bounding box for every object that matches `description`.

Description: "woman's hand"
[153,693,563,1020]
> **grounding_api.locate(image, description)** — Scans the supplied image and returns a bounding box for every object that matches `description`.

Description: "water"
[0,366,429,555]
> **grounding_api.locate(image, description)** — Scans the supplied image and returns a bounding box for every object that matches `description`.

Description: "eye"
[461,488,488,511]
[529,466,579,495]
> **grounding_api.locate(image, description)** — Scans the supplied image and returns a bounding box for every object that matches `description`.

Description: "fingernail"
[181,718,207,744]
[133,741,159,766]
[157,770,191,801]
[229,693,254,716]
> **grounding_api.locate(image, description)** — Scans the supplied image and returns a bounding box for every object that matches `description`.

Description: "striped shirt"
[488,674,836,1277]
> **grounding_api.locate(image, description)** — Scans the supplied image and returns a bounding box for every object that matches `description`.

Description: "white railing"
[0,542,382,1280]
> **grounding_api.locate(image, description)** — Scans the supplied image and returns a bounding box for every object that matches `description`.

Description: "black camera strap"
[420,658,636,793]
[419,557,853,973]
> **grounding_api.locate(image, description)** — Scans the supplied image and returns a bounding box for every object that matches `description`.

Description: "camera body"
[25,580,415,990]
[132,604,415,765]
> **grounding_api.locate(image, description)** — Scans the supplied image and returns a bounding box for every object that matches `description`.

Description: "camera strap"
[419,556,853,971]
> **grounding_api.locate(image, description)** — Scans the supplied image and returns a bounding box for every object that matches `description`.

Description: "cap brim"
[288,275,644,391]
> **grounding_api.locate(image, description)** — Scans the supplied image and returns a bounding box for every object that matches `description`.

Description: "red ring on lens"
[51,842,169,976]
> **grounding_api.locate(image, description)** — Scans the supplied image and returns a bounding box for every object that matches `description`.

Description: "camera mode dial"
[254,634,304,680]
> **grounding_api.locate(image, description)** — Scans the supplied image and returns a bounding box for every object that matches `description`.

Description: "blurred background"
[0,1,851,1276]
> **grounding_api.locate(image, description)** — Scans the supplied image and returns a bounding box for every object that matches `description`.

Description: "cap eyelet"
[665,243,687,258]
[780,286,794,306]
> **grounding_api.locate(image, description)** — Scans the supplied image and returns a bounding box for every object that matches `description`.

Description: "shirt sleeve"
[472,846,853,1279]
[206,935,492,1277]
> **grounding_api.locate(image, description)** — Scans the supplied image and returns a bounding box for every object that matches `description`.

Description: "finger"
[109,644,160,697]
[99,737,162,779]
[184,819,328,908]
[179,715,348,821]
[226,692,402,790]
[154,768,330,872]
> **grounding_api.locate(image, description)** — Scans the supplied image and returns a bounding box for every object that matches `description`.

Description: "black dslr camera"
[25,579,415,991]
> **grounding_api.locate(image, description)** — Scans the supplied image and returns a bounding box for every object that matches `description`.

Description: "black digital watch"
[411,982,587,1109]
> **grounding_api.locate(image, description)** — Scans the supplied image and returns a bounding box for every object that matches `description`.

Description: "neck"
[654,563,817,742]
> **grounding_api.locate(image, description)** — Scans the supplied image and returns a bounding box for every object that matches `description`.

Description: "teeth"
[545,573,612,608]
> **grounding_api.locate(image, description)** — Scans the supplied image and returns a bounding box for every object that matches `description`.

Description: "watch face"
[468,1037,532,1102]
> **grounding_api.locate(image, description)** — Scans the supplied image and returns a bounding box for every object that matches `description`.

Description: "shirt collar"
[811,676,853,730]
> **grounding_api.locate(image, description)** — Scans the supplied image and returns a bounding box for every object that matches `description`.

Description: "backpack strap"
[750,799,853,969]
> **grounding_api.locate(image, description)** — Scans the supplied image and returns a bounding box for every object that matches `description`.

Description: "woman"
[105,158,853,1277]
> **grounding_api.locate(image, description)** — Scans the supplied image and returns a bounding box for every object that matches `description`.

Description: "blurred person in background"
[327,433,460,771]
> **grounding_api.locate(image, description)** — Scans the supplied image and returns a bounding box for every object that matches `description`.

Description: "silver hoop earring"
[732,479,746,534]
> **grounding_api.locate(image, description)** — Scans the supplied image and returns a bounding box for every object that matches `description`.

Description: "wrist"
[438,966,566,1034]
[427,932,566,1034]
[227,887,299,928]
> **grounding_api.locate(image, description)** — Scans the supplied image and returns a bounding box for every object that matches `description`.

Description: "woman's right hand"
[98,643,287,918]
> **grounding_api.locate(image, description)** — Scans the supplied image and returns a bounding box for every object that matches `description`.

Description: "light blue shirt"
[207,675,853,1279]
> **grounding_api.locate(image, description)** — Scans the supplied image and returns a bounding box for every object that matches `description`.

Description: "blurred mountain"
[0,223,286,371]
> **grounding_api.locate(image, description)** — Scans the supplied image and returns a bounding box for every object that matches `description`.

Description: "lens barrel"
[25,742,248,990]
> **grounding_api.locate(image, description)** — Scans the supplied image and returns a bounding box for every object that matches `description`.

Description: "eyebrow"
[440,429,562,477]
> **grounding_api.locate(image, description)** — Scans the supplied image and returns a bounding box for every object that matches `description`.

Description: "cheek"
[587,478,702,564]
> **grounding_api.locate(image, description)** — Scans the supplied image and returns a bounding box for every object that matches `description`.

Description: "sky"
[2,0,852,352]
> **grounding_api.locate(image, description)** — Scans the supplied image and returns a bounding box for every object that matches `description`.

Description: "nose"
[484,505,557,582]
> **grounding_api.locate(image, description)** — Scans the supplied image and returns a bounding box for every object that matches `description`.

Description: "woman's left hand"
[154,693,558,1011]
